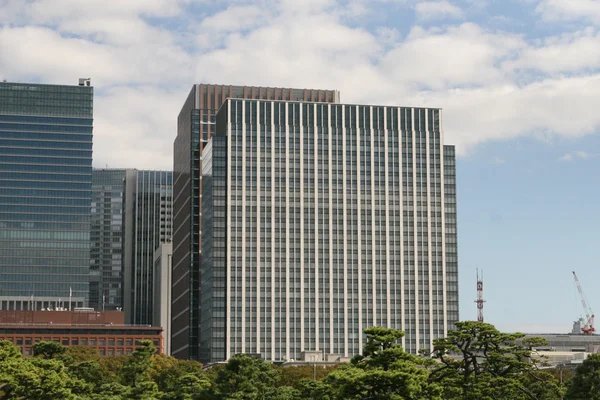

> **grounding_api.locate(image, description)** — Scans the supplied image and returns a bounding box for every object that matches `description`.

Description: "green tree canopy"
[324,326,441,400]
[33,340,66,359]
[565,353,600,400]
[212,354,283,399]
[120,340,157,388]
[428,321,563,400]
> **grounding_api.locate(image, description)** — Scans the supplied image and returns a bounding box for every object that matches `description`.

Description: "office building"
[153,243,172,355]
[0,80,93,310]
[0,309,163,356]
[200,99,458,362]
[172,84,340,360]
[90,169,128,311]
[123,170,172,325]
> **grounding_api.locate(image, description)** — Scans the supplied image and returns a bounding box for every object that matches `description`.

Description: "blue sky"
[1,0,600,333]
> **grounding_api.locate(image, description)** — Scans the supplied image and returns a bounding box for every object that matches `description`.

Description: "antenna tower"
[475,269,485,322]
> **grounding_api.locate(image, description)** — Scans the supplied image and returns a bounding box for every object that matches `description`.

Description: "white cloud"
[1,0,600,169]
[559,150,590,161]
[415,0,464,21]
[536,0,600,24]
[379,23,524,91]
[506,28,600,74]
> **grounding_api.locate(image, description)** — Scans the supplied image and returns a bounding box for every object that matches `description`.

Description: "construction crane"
[572,271,595,335]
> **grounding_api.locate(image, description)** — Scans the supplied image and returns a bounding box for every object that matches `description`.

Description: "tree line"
[0,321,599,399]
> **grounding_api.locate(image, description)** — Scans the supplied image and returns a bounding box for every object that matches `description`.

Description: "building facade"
[200,99,459,362]
[0,81,93,310]
[90,169,128,311]
[153,243,173,355]
[0,310,163,356]
[123,170,172,325]
[172,84,340,360]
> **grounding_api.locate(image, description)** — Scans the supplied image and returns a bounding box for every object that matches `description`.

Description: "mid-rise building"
[199,99,459,362]
[0,309,163,356]
[0,80,93,310]
[172,84,340,360]
[90,169,128,311]
[123,170,172,325]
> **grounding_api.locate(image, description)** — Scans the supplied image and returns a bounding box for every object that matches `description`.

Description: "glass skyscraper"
[0,81,93,310]
[123,170,173,325]
[200,99,459,362]
[172,84,339,360]
[90,169,128,311]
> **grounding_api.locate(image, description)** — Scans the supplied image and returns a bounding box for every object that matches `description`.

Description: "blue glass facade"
[0,82,93,309]
[90,169,128,311]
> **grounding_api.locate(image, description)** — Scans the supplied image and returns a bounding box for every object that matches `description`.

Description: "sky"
[1,0,599,334]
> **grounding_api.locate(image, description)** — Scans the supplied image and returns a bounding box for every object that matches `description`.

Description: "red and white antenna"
[475,269,485,323]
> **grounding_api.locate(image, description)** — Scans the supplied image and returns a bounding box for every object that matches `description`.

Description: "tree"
[298,380,334,400]
[565,353,600,400]
[33,340,66,359]
[428,321,563,400]
[212,354,282,399]
[0,354,87,400]
[324,326,441,400]
[91,381,133,400]
[149,354,209,395]
[121,340,157,388]
[276,365,338,389]
[0,339,22,361]
[170,373,212,400]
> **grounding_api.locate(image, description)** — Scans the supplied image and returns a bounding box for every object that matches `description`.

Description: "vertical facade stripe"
[356,106,363,353]
[411,108,420,352]
[299,104,305,352]
[284,103,290,360]
[341,105,348,357]
[256,102,261,355]
[271,102,276,358]
[425,109,434,350]
[226,100,232,359]
[384,108,391,328]
[313,103,320,351]
[370,106,376,327]
[328,104,334,354]
[241,101,246,353]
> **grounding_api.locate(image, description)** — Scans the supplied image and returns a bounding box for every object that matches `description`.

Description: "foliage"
[0,323,571,400]
[565,353,600,400]
[33,340,67,359]
[324,326,442,400]
[275,364,338,389]
[120,340,157,388]
[212,354,284,399]
[427,321,563,400]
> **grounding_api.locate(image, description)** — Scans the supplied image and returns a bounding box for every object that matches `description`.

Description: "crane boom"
[573,271,595,335]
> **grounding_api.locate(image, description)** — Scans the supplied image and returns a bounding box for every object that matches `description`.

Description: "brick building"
[0,310,163,356]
